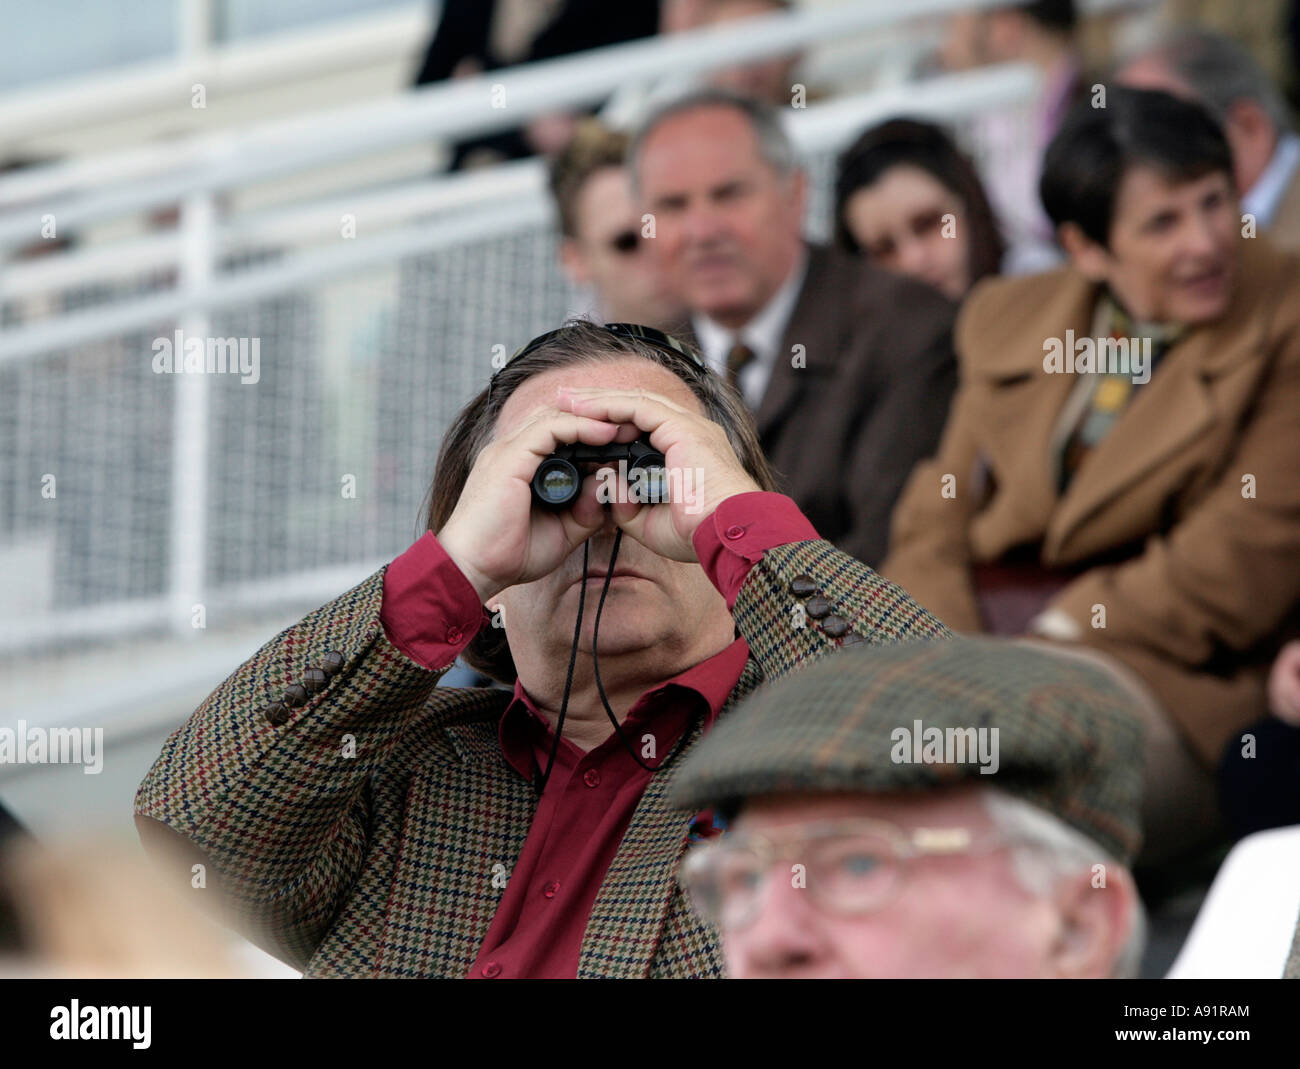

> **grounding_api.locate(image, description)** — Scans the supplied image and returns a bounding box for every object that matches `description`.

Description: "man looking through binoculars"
[134,319,951,979]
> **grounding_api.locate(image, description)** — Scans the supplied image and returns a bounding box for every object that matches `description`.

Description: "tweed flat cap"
[671,637,1146,862]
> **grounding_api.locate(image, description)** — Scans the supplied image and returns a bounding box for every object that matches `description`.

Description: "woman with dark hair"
[834,118,1005,300]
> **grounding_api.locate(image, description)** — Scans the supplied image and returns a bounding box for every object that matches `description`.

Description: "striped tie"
[726,341,756,393]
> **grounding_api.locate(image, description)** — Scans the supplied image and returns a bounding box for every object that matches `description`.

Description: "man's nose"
[681,202,728,245]
[730,863,827,976]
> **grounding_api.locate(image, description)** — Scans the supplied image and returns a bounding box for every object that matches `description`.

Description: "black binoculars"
[531,439,669,509]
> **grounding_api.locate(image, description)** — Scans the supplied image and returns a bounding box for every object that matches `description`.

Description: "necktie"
[726,341,756,393]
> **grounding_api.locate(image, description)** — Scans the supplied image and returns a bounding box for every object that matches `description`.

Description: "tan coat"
[881,236,1300,766]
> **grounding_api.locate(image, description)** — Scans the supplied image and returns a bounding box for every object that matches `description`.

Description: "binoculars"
[531,439,669,510]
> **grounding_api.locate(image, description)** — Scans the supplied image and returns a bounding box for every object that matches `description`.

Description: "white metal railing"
[0,0,1048,658]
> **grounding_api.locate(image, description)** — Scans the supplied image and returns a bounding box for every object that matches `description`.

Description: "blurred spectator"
[1117,26,1300,249]
[414,0,661,169]
[631,89,958,567]
[1217,635,1300,837]
[549,120,687,328]
[881,89,1300,867]
[834,118,1006,301]
[939,1,1086,273]
[671,638,1145,978]
[0,837,252,978]
[603,0,801,131]
[701,0,801,106]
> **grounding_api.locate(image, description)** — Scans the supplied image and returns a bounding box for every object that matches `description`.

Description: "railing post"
[169,191,213,638]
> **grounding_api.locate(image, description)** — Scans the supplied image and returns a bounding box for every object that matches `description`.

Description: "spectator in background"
[880,89,1300,868]
[548,120,686,329]
[1218,634,1300,838]
[631,89,958,568]
[414,0,661,169]
[701,0,801,107]
[1117,26,1300,249]
[671,639,1146,979]
[602,0,802,131]
[938,1,1085,273]
[834,118,1006,301]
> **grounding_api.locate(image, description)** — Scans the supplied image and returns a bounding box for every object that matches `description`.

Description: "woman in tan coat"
[881,87,1300,866]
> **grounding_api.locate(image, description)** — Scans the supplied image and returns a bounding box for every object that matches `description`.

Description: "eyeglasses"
[678,818,1009,932]
[495,322,708,383]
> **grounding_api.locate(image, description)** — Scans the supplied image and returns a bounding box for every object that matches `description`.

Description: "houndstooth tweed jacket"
[134,539,950,978]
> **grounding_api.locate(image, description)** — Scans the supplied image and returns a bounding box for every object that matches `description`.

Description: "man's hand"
[557,385,761,561]
[1268,640,1300,726]
[437,406,625,602]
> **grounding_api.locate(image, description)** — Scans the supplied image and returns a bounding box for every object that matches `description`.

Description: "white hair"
[980,787,1146,978]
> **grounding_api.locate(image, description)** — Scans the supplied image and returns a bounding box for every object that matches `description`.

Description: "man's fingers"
[505,408,622,460]
[556,388,690,437]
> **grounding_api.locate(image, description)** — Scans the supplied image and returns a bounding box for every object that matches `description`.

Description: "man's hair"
[1040,86,1234,248]
[834,116,1006,287]
[422,319,779,682]
[981,788,1145,979]
[548,120,631,239]
[1010,0,1076,33]
[1121,26,1290,135]
[628,87,798,193]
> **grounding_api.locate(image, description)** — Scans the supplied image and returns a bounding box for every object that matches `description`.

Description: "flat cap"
[671,637,1146,862]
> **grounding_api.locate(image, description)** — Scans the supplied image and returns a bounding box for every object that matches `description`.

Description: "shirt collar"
[1242,132,1300,229]
[499,637,751,780]
[691,246,809,373]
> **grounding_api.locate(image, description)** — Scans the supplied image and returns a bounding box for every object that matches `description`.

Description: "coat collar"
[963,237,1287,560]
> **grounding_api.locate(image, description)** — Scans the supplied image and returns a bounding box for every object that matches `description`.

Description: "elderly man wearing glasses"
[134,319,950,979]
[672,637,1147,979]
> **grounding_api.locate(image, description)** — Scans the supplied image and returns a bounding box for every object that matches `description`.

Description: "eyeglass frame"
[677,816,1019,932]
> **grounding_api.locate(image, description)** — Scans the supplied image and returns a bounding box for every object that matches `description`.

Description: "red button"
[724,524,745,540]
[583,769,601,788]
[446,627,462,644]
[543,881,560,898]
[481,961,502,978]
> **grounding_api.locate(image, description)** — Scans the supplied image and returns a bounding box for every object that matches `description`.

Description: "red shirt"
[380,492,818,977]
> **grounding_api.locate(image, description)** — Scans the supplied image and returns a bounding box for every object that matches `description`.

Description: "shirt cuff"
[381,531,487,669]
[693,491,821,609]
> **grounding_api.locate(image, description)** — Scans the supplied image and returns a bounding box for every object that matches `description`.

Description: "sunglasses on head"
[494,323,708,386]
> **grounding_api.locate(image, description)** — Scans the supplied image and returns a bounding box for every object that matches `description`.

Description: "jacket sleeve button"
[264,701,290,726]
[789,575,817,598]
[303,667,328,694]
[320,650,345,676]
[840,632,867,647]
[822,614,849,638]
[806,595,832,619]
[283,683,309,707]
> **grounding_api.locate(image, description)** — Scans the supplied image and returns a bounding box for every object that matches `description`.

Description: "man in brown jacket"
[631,88,959,568]
[881,88,1300,865]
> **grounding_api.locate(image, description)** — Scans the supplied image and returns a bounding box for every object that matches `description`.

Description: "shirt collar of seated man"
[1044,86,1241,333]
[695,785,1141,980]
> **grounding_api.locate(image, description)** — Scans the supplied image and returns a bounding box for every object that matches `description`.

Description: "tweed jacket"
[880,236,1300,767]
[681,244,958,568]
[134,538,950,978]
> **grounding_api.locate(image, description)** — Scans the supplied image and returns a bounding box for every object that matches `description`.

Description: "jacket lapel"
[756,245,841,442]
[577,657,765,978]
[967,273,1094,544]
[1046,251,1273,559]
